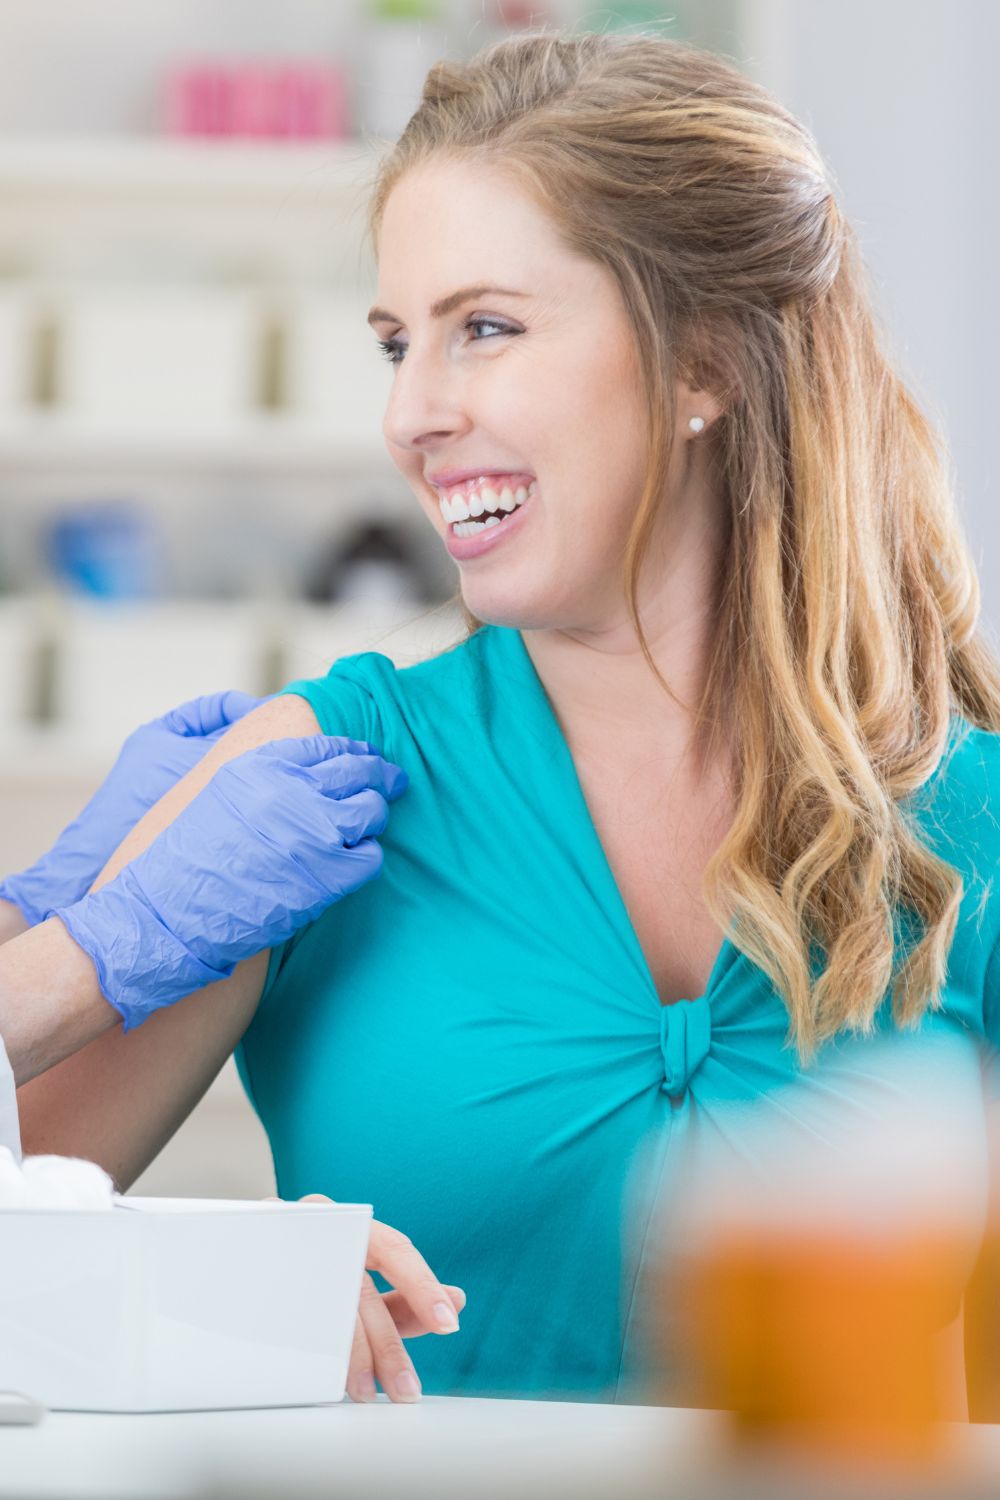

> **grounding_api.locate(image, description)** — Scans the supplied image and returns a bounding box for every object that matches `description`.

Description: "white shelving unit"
[0,133,396,476]
[0,134,385,262]
[0,418,389,477]
[0,135,381,193]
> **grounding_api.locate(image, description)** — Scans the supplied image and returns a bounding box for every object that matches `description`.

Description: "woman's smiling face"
[372,156,660,632]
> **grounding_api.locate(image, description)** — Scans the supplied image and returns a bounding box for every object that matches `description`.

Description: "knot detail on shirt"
[659,994,712,1097]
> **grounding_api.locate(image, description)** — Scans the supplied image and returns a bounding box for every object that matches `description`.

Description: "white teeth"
[484,516,501,528]
[434,483,530,531]
[437,476,536,528]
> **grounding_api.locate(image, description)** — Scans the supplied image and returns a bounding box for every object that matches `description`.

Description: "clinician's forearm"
[0,917,117,1085]
[15,697,315,1183]
[4,698,317,1082]
[0,898,29,946]
[5,704,311,1076]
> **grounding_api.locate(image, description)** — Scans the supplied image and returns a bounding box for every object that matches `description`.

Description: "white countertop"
[2,1396,1000,1500]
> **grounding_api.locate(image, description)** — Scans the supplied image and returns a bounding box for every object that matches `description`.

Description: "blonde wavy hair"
[365,30,1000,1059]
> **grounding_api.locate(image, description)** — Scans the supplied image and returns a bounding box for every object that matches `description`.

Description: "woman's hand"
[286,1195,466,1404]
[0,689,261,927]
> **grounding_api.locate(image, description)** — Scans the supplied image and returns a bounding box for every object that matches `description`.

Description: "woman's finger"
[267,1197,383,1403]
[358,1270,423,1402]
[346,1304,378,1404]
[267,1196,458,1393]
[380,1284,467,1339]
[366,1219,464,1337]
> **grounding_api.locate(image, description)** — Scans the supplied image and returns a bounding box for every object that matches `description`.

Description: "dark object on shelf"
[305,517,431,606]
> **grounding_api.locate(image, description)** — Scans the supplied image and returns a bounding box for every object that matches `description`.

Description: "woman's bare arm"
[0,899,28,945]
[16,693,320,1189]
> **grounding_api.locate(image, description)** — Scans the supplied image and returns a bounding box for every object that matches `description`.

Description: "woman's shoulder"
[275,623,498,749]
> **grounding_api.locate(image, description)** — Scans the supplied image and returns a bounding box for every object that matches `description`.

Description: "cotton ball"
[19,1155,116,1210]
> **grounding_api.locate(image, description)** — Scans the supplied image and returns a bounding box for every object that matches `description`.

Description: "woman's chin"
[458,587,555,633]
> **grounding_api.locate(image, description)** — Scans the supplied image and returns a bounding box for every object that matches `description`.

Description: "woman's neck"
[518,564,729,784]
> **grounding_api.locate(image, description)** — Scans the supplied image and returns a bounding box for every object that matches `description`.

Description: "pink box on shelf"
[163,64,232,138]
[164,61,350,141]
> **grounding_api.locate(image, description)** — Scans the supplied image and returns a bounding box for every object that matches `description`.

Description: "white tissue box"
[0,1197,372,1411]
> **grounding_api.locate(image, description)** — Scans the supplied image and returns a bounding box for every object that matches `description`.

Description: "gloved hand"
[54,735,409,1032]
[0,690,262,928]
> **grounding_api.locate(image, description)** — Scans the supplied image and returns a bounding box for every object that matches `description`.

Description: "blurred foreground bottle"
[666,1226,964,1459]
[639,1040,990,1492]
[963,1094,1000,1421]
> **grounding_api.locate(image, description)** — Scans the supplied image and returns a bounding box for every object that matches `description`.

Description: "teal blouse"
[235,622,1000,1403]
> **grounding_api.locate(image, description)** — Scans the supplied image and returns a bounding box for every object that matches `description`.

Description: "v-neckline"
[490,624,737,1012]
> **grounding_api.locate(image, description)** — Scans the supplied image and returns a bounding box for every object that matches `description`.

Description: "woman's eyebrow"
[367,285,529,328]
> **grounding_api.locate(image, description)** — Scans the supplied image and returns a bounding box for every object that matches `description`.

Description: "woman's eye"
[375,316,519,367]
[466,316,516,342]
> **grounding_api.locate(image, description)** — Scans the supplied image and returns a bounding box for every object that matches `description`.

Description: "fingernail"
[357,1372,377,1402]
[394,1370,421,1401]
[433,1301,460,1332]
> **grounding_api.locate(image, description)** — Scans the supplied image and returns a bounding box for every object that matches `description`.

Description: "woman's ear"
[682,388,725,433]
[675,314,740,430]
[674,374,725,436]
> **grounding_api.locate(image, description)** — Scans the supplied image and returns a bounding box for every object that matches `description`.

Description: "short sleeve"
[278,650,393,749]
[250,652,397,1011]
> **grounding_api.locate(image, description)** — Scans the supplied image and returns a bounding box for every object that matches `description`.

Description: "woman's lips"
[427,467,536,491]
[443,484,536,560]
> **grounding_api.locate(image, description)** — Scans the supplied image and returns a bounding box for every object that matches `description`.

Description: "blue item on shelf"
[46,502,163,600]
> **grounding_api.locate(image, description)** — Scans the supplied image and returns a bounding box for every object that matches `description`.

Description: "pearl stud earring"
[688,416,705,433]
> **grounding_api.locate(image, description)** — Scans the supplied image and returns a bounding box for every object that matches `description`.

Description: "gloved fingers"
[328,837,385,893]
[239,735,409,801]
[159,689,264,738]
[310,751,409,804]
[325,789,390,844]
[246,733,375,765]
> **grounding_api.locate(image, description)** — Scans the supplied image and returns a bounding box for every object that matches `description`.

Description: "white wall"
[739,0,999,640]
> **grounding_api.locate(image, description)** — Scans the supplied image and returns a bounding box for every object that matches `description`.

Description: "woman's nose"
[382,350,468,453]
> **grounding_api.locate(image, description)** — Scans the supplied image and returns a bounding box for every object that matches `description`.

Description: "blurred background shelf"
[0,134,382,196]
[0,418,392,477]
[0,597,466,791]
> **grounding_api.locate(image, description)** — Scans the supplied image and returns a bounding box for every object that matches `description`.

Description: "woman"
[16,31,1000,1407]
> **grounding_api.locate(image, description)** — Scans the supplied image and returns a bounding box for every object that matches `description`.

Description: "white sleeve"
[0,1034,22,1163]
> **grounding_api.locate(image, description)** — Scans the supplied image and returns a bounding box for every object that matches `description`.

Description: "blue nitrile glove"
[54,734,409,1032]
[0,690,262,928]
